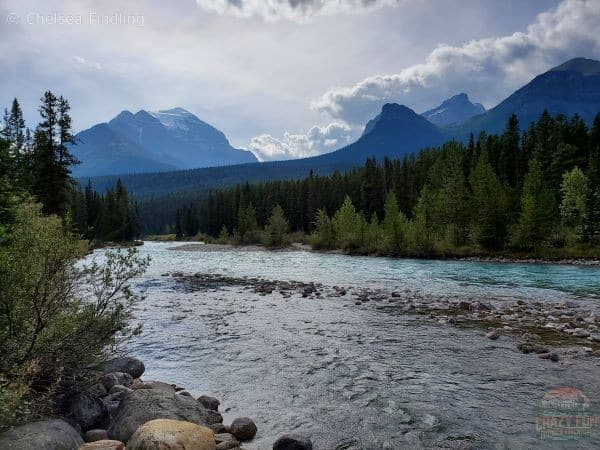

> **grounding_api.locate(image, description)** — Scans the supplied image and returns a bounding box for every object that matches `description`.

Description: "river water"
[92,242,600,449]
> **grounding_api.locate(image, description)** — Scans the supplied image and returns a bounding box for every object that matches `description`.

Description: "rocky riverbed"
[172,271,600,366]
[0,356,312,450]
[65,242,600,448]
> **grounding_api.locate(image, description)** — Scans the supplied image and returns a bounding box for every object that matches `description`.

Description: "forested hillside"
[155,111,600,256]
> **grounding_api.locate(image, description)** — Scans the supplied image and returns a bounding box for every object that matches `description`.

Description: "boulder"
[66,392,109,431]
[214,433,239,450]
[485,329,500,340]
[102,372,133,391]
[107,389,222,443]
[103,357,145,379]
[273,434,313,450]
[127,419,215,450]
[198,395,220,411]
[84,429,108,442]
[79,440,125,450]
[0,419,83,450]
[230,417,257,441]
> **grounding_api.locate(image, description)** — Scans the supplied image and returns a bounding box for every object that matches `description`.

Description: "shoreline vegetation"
[146,112,600,265]
[150,237,600,266]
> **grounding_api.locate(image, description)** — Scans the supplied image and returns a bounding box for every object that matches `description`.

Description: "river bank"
[0,355,312,450]
[168,241,600,266]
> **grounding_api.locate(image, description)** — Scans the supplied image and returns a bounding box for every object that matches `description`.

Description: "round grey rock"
[198,395,220,411]
[230,417,257,441]
[0,419,83,450]
[103,357,145,379]
[273,434,313,450]
[107,388,222,443]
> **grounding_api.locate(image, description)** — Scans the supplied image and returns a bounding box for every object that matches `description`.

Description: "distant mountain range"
[71,108,257,177]
[86,57,600,197]
[421,93,485,127]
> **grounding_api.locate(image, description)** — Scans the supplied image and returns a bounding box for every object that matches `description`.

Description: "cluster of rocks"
[0,356,313,450]
[174,271,600,364]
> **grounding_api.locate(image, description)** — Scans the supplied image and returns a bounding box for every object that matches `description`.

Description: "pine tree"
[499,114,520,188]
[263,205,289,248]
[560,167,589,242]
[31,92,78,216]
[514,159,556,250]
[310,209,335,249]
[382,192,407,255]
[333,196,361,250]
[469,153,508,250]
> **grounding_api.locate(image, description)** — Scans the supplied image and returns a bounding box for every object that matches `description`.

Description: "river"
[92,242,600,449]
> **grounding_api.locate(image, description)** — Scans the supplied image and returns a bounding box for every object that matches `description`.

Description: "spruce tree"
[514,159,556,250]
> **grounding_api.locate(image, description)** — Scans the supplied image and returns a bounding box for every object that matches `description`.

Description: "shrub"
[0,202,149,430]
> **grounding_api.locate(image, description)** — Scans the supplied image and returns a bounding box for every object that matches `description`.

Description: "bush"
[263,205,289,248]
[0,202,149,430]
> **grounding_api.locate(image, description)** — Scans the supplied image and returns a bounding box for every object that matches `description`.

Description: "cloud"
[72,55,102,70]
[195,0,398,21]
[313,0,600,125]
[248,122,356,161]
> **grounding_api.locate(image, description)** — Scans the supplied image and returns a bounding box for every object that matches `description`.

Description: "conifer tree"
[560,167,589,242]
[263,205,289,248]
[382,192,407,255]
[514,159,556,250]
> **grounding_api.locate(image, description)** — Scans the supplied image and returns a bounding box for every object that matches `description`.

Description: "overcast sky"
[1,0,599,161]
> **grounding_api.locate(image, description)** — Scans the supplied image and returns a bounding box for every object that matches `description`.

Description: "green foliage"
[310,209,335,249]
[514,160,556,250]
[217,225,230,244]
[0,202,149,429]
[560,167,589,242]
[469,153,509,250]
[382,192,407,255]
[263,205,290,248]
[332,196,362,251]
[151,111,600,257]
[235,201,259,244]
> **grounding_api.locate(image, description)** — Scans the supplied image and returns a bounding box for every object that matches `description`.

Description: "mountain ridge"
[71,107,257,177]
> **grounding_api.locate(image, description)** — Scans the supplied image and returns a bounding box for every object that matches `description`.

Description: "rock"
[517,342,534,354]
[273,434,313,450]
[573,328,591,337]
[457,301,471,311]
[127,419,215,450]
[103,357,145,379]
[230,417,257,441]
[209,423,228,434]
[66,392,109,431]
[102,372,133,391]
[485,329,500,340]
[79,440,125,450]
[532,344,550,354]
[107,388,222,443]
[0,419,83,450]
[109,385,133,397]
[198,395,220,411]
[538,352,560,362]
[131,381,176,395]
[84,429,108,442]
[214,433,240,450]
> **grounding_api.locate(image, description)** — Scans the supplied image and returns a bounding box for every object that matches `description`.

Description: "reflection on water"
[89,243,600,449]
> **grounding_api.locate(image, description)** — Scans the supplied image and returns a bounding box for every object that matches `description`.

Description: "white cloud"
[248,122,356,161]
[313,0,600,125]
[72,55,102,70]
[195,0,398,22]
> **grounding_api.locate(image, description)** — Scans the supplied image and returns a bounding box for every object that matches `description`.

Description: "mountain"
[320,103,446,164]
[85,57,600,198]
[422,93,485,126]
[72,124,177,177]
[453,57,600,136]
[71,108,257,177]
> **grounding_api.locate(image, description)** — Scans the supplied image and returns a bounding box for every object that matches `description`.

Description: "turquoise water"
[89,243,600,449]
